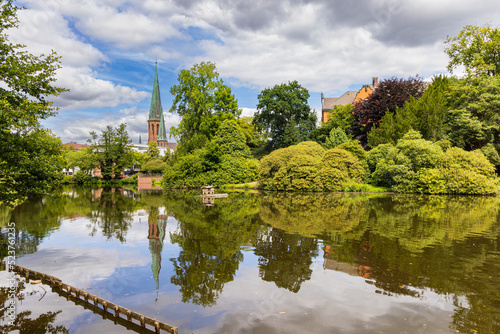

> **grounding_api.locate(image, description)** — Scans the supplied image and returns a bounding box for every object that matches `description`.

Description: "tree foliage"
[0,1,66,205]
[88,124,133,180]
[310,104,354,145]
[351,76,426,145]
[324,127,349,149]
[259,141,367,191]
[163,119,259,188]
[236,116,267,149]
[145,141,160,161]
[367,75,451,148]
[447,75,500,155]
[169,61,240,154]
[368,130,499,194]
[253,81,316,149]
[445,25,500,77]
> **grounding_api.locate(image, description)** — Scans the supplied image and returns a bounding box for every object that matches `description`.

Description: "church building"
[148,64,169,148]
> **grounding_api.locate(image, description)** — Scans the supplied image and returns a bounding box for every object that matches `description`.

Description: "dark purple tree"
[351,76,426,146]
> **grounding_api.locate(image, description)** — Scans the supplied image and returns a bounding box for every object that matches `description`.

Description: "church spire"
[157,109,167,143]
[149,63,162,121]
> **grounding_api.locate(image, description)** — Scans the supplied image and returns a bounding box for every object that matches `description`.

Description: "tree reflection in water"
[165,191,261,306]
[0,279,68,334]
[2,188,500,332]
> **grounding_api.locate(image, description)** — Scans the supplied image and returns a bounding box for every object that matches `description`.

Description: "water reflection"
[0,278,68,333]
[147,207,168,297]
[1,188,500,332]
[164,191,261,306]
[254,229,318,293]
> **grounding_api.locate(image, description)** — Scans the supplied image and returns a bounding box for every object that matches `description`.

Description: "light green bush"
[366,143,398,173]
[336,140,366,162]
[273,155,322,191]
[479,144,500,170]
[396,130,443,171]
[321,148,366,182]
[371,152,415,192]
[259,141,325,189]
[440,147,495,177]
[324,127,349,149]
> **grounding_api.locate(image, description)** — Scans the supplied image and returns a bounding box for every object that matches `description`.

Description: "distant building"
[321,77,379,123]
[147,63,170,149]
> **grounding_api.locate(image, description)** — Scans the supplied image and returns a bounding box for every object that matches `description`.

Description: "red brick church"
[148,64,169,148]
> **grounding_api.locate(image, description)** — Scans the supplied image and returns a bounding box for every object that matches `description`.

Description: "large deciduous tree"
[169,61,240,154]
[88,124,133,180]
[446,75,500,163]
[351,76,425,146]
[253,80,316,149]
[445,25,500,77]
[0,1,66,205]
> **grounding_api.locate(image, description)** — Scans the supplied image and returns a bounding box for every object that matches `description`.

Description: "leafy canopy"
[253,80,316,149]
[88,124,133,180]
[163,119,259,188]
[445,25,500,77]
[367,75,451,148]
[351,76,425,146]
[169,61,240,154]
[0,1,67,205]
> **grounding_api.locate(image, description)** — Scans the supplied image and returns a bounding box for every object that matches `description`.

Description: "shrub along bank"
[260,131,499,195]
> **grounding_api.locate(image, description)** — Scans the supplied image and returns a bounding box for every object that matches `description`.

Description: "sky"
[7,0,500,144]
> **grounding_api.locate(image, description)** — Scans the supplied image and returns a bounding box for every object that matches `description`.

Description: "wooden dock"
[7,263,178,334]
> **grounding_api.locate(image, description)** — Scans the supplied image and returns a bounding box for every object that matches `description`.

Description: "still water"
[1,187,500,333]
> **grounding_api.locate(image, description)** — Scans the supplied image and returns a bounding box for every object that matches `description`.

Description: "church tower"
[148,63,168,147]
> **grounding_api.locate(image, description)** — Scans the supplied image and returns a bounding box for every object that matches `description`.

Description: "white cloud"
[13,0,500,143]
[9,3,151,113]
[55,67,149,109]
[240,107,257,118]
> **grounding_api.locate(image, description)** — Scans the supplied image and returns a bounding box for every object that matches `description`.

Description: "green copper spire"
[157,108,168,142]
[149,63,163,121]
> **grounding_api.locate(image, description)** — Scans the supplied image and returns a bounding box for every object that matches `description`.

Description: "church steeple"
[149,63,162,121]
[148,63,167,144]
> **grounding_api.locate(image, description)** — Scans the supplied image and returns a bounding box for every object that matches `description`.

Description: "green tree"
[236,116,267,148]
[253,80,316,149]
[145,141,160,161]
[88,124,133,180]
[169,62,240,154]
[367,76,451,148]
[446,75,500,156]
[310,104,355,145]
[351,77,425,146]
[445,25,500,77]
[324,127,349,149]
[0,1,66,205]
[283,119,301,147]
[142,158,167,174]
[163,119,259,188]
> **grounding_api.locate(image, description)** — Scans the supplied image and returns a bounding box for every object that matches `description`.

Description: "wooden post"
[5,263,178,334]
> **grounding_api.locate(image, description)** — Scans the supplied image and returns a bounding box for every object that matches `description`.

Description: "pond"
[1,187,500,333]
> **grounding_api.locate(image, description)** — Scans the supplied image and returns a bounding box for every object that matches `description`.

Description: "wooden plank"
[6,263,178,334]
